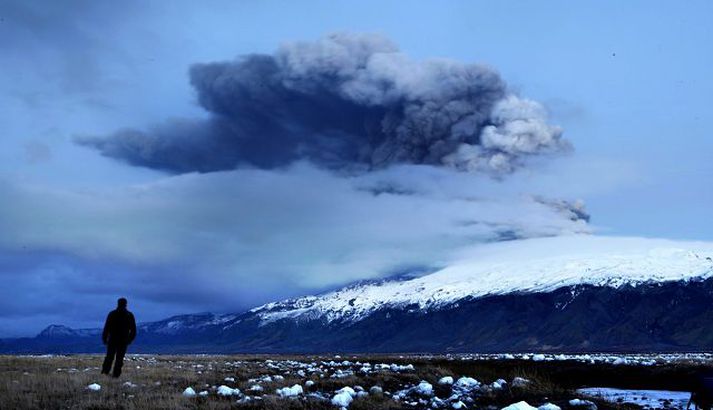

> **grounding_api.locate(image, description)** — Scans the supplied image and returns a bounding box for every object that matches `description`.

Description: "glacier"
[253,235,713,324]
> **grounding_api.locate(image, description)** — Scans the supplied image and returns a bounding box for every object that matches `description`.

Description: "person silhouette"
[688,370,713,410]
[101,297,136,378]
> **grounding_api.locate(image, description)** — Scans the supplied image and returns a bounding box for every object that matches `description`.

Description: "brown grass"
[0,354,691,409]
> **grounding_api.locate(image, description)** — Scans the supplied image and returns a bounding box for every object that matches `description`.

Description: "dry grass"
[0,354,685,409]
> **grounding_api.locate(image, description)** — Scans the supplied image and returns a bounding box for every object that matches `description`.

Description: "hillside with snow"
[253,235,713,323]
[4,234,713,353]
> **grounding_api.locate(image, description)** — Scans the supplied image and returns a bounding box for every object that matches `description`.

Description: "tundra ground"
[0,354,708,409]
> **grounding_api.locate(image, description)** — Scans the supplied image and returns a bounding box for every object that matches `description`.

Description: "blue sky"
[0,0,711,336]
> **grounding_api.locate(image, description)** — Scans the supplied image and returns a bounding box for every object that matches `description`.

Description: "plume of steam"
[77,33,568,175]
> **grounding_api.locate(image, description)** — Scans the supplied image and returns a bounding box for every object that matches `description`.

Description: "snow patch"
[86,383,101,391]
[503,401,538,410]
[276,384,303,397]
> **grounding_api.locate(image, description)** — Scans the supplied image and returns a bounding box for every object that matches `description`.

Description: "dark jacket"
[102,308,136,345]
[690,373,713,410]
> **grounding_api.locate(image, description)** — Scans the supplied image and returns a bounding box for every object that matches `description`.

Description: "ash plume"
[77,33,569,175]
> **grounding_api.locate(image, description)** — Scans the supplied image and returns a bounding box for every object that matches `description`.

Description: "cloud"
[77,33,568,175]
[1,32,586,335]
[0,163,589,334]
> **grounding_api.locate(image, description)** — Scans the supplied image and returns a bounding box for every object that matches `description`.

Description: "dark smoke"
[78,33,569,175]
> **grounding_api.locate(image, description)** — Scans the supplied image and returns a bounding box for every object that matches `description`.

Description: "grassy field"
[0,354,707,409]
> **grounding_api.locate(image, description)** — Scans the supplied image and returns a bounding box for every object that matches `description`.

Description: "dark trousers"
[102,342,128,377]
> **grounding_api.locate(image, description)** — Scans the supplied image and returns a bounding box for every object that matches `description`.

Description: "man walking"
[101,297,137,378]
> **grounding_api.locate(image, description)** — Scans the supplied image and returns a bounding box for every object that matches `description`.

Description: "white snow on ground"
[332,386,356,407]
[83,354,709,409]
[453,376,481,393]
[568,398,598,409]
[578,387,691,409]
[216,385,241,396]
[276,384,303,397]
[254,235,713,323]
[503,401,538,410]
[439,376,454,385]
[86,383,101,391]
[448,352,713,366]
[491,379,507,389]
[415,381,434,396]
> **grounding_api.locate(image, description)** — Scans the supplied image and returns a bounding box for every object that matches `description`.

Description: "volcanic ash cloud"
[77,33,569,176]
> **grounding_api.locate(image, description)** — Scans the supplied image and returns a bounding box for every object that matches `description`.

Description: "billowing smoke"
[77,33,568,175]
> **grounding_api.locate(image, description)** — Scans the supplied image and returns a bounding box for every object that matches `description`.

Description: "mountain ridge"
[4,235,713,353]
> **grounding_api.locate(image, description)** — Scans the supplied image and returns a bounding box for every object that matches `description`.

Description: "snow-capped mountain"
[37,325,100,338]
[252,235,713,323]
[4,235,713,353]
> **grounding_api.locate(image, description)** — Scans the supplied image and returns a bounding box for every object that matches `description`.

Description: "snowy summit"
[255,235,713,323]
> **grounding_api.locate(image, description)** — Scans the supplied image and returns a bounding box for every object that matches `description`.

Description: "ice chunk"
[332,391,354,407]
[182,387,196,397]
[439,376,455,385]
[86,383,101,391]
[217,385,241,396]
[502,401,538,410]
[569,399,597,410]
[276,384,303,397]
[415,381,433,396]
[454,376,480,393]
[336,386,357,397]
[491,379,507,389]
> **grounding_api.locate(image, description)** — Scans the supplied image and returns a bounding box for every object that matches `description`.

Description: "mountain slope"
[3,235,713,353]
[252,235,713,323]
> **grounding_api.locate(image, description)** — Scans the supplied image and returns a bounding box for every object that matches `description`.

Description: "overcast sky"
[1,0,711,337]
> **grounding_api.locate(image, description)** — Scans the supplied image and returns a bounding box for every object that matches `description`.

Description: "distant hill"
[3,235,713,354]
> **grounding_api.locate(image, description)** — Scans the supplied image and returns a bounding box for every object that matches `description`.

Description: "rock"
[511,377,531,388]
[369,385,383,395]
